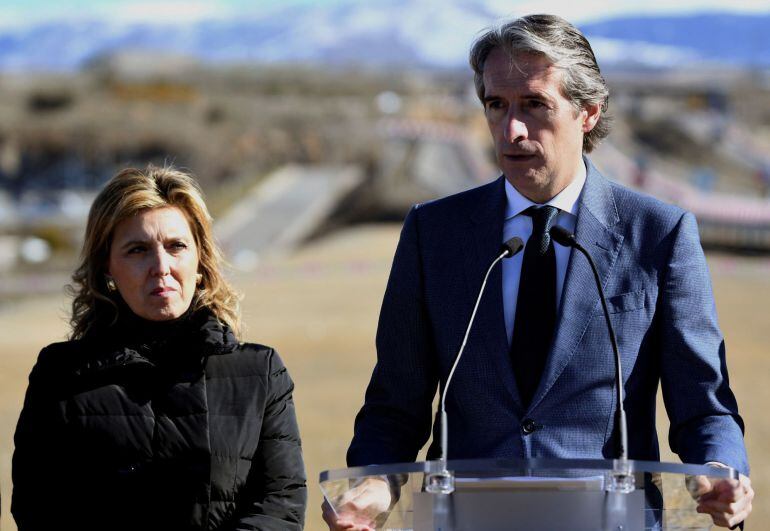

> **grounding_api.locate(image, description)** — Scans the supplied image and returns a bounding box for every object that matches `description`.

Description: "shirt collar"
[504,160,587,220]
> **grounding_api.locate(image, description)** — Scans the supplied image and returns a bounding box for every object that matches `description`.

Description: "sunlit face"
[482,49,601,203]
[107,206,199,321]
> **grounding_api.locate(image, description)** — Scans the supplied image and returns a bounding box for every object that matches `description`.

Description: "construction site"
[0,57,769,528]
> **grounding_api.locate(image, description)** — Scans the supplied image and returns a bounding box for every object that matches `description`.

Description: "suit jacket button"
[521,418,537,434]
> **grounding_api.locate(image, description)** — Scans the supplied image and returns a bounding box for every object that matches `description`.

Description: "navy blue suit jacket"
[348,159,749,475]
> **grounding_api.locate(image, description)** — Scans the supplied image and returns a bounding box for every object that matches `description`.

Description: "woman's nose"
[149,249,171,277]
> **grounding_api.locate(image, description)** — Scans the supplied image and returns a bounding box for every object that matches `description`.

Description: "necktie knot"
[526,205,559,255]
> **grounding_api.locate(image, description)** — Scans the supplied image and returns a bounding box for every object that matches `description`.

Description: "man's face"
[482,48,600,203]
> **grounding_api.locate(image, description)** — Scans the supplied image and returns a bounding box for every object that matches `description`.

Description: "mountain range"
[1,1,768,72]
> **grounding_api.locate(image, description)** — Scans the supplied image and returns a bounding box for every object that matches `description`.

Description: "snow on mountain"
[589,37,703,69]
[580,13,770,69]
[0,2,767,72]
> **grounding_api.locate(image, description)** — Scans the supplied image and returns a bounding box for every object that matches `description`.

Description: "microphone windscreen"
[549,225,576,247]
[502,236,524,257]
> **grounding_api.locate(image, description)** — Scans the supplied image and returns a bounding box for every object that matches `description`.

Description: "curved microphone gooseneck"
[549,225,628,462]
[438,237,525,475]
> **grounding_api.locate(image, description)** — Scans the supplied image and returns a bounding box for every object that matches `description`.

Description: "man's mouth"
[503,153,537,161]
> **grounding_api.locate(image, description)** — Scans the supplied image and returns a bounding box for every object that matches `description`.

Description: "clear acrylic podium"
[320,458,737,530]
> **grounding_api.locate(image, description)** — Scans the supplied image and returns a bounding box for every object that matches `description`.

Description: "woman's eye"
[170,242,188,251]
[127,246,145,254]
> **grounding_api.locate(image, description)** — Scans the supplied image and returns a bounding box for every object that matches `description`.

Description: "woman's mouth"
[150,287,175,296]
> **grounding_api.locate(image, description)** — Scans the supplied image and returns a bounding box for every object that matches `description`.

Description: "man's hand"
[322,477,393,531]
[687,466,754,528]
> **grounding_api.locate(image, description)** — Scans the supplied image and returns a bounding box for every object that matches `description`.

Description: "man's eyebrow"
[523,92,558,106]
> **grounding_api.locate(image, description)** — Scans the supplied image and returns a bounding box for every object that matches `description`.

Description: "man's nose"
[149,249,171,276]
[504,112,528,142]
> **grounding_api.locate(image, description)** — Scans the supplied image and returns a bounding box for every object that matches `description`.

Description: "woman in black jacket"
[12,165,307,530]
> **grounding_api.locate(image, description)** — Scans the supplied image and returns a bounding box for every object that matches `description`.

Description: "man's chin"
[505,170,559,202]
[503,166,544,184]
[501,156,543,174]
[137,302,189,322]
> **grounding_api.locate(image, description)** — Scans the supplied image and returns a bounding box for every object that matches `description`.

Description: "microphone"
[501,236,525,257]
[429,237,523,494]
[549,225,628,462]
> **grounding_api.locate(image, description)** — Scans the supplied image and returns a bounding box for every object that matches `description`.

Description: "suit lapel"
[464,176,523,410]
[528,160,624,411]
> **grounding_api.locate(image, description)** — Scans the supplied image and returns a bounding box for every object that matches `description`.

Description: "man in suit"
[324,14,752,530]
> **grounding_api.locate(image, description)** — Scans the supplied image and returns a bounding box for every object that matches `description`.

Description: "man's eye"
[527,99,546,109]
[485,100,504,111]
[127,246,145,254]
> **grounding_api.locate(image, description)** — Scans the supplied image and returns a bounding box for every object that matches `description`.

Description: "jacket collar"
[576,156,620,229]
[464,160,625,413]
[528,157,625,411]
[76,309,238,379]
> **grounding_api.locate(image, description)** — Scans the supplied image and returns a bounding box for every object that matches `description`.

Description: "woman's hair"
[68,164,241,339]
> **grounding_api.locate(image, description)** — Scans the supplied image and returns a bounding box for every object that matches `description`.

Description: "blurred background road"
[1,0,769,528]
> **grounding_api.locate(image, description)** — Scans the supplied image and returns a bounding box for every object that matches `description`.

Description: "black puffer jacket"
[12,310,307,530]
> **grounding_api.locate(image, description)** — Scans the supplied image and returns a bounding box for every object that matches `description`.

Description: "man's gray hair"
[469,14,610,153]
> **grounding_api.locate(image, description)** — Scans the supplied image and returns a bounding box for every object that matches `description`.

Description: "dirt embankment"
[1,225,767,530]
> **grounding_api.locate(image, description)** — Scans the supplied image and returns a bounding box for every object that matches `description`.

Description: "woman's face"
[107,206,200,321]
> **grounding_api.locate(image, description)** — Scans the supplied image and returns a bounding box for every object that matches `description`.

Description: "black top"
[12,309,307,530]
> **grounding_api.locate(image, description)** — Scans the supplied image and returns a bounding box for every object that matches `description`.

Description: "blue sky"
[1,0,768,28]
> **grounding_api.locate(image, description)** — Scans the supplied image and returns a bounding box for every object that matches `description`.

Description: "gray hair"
[469,14,611,153]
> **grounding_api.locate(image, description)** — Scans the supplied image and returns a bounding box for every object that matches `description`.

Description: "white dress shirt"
[502,163,587,345]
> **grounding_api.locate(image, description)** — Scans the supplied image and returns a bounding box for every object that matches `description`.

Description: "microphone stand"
[549,226,634,494]
[425,237,524,495]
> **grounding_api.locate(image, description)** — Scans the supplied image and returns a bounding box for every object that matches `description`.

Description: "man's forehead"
[483,49,560,92]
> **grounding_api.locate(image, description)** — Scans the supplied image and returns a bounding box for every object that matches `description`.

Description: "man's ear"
[582,102,602,133]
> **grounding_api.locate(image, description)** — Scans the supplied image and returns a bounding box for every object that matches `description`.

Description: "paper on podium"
[455,474,605,491]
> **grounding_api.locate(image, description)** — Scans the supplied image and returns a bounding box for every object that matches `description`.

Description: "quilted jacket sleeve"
[229,349,307,530]
[12,347,71,530]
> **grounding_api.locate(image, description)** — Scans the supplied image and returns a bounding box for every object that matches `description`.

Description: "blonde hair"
[69,165,241,339]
